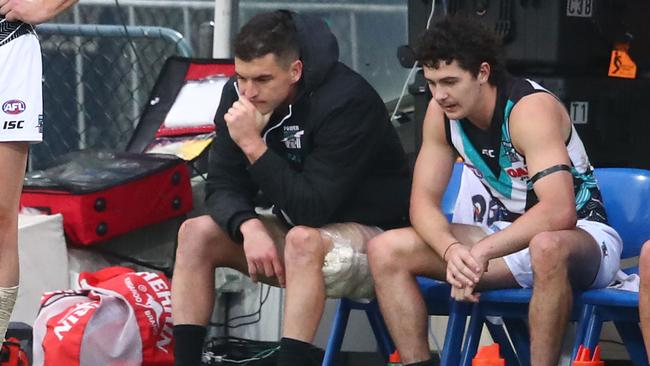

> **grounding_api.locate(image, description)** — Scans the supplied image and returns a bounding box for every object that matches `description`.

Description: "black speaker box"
[408,0,650,74]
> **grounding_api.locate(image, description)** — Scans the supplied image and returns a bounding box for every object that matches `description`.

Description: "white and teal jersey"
[445,76,607,223]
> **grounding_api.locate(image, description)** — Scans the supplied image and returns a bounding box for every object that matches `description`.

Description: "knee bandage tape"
[321,229,375,300]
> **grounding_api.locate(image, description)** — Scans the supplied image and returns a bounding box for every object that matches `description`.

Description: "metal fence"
[32,0,213,170]
[32,24,192,170]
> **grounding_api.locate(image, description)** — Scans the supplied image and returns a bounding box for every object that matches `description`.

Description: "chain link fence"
[32,0,214,170]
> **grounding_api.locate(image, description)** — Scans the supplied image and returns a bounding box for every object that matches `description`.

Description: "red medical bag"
[21,57,235,246]
[21,151,192,246]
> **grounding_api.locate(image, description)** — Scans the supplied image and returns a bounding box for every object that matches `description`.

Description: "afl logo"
[2,100,26,115]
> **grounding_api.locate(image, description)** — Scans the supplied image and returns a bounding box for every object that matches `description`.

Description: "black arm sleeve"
[204,81,258,241]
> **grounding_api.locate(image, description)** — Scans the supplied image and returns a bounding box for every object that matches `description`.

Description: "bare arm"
[0,0,78,24]
[471,92,577,262]
[412,99,485,291]
[411,99,464,258]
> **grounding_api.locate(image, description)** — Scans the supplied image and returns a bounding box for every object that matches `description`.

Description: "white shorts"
[487,219,622,289]
[0,34,43,143]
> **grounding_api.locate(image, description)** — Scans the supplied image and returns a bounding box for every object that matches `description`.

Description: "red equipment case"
[21,151,192,245]
[21,57,235,246]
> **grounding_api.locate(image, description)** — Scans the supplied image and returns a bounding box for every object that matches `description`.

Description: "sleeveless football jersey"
[445,76,607,223]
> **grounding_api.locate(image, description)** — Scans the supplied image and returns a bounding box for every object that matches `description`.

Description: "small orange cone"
[573,345,605,366]
[387,350,402,365]
[472,343,506,366]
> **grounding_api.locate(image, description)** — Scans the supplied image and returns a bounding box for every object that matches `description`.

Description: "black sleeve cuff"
[248,149,282,185]
[228,211,258,243]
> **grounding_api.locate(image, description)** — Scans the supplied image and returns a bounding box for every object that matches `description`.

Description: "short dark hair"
[234,10,300,67]
[415,16,505,84]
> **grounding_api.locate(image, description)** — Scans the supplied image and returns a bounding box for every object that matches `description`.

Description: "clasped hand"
[224,97,272,149]
[445,244,488,302]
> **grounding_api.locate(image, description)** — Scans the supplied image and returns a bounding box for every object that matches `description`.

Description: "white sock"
[0,285,18,342]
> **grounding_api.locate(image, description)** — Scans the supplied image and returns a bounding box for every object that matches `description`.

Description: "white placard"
[566,0,593,18]
[163,77,229,128]
[570,101,589,124]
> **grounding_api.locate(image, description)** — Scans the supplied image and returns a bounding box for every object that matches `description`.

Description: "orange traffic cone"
[573,345,605,366]
[387,350,402,365]
[473,343,506,366]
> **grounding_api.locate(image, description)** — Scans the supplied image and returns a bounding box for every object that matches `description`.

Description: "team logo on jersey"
[505,151,519,163]
[2,100,26,115]
[481,149,495,158]
[501,140,520,163]
[281,125,304,149]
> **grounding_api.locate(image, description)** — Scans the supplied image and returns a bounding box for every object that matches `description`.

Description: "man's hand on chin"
[224,96,272,163]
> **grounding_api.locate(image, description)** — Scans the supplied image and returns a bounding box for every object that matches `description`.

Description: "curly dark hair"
[415,16,505,85]
[234,10,300,67]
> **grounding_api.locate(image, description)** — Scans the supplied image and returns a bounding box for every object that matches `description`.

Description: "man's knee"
[284,226,323,266]
[529,231,570,278]
[367,230,406,273]
[175,216,225,267]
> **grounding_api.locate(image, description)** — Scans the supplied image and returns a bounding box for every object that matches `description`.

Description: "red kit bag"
[32,266,174,366]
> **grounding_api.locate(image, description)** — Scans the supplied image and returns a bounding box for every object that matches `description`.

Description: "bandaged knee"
[321,225,380,300]
[0,285,18,341]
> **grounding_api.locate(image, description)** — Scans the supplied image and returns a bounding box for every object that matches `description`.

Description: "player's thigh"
[367,226,447,279]
[529,228,603,289]
[0,142,28,213]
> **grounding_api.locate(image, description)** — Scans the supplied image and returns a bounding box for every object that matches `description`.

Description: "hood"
[290,12,340,94]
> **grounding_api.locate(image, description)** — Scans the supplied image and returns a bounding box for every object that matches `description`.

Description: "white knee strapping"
[0,285,18,341]
[320,224,382,300]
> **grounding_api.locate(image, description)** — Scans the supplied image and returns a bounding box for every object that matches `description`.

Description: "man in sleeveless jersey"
[0,0,77,341]
[367,16,622,366]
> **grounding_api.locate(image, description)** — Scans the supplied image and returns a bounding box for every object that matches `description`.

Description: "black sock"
[276,337,323,366]
[404,360,435,366]
[173,324,207,366]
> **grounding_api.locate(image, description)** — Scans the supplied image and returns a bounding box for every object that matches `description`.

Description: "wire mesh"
[31,0,213,170]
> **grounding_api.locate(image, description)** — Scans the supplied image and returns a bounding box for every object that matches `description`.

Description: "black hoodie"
[205,12,411,241]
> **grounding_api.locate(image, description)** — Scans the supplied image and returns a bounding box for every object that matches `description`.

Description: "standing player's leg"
[0,32,44,339]
[0,142,29,338]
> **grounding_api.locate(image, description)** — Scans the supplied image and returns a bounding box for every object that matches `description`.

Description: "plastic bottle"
[472,343,506,366]
[387,350,402,366]
[573,345,605,366]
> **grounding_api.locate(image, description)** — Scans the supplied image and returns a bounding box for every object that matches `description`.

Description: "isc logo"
[2,100,26,115]
[2,120,24,129]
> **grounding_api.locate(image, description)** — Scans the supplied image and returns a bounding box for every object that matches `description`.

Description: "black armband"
[530,164,572,184]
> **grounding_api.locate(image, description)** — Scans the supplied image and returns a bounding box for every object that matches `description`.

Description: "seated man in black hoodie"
[171,10,411,366]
